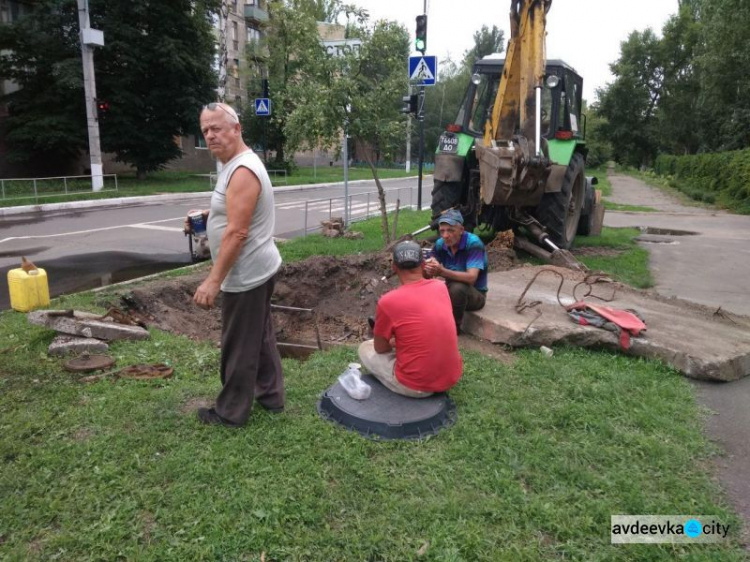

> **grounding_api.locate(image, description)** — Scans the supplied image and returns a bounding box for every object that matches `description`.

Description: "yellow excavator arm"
[483,0,551,146]
[475,0,552,208]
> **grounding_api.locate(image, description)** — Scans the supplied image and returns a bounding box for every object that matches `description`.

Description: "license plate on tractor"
[438,132,459,153]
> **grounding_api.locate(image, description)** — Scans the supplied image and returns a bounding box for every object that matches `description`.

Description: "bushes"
[653,149,750,213]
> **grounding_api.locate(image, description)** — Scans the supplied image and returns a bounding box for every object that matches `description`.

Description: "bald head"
[201,102,239,125]
[199,102,247,163]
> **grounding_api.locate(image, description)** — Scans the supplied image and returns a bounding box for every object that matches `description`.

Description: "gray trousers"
[215,275,284,425]
[445,279,487,329]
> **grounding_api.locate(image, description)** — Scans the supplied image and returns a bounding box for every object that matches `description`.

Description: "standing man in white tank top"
[187,102,284,427]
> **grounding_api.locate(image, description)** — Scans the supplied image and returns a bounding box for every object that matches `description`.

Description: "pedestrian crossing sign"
[408,55,437,86]
[255,98,271,116]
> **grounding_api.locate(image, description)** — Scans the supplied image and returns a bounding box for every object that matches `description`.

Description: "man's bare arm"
[193,167,260,308]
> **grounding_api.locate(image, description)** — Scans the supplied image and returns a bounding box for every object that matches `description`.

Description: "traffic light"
[401,93,418,115]
[415,14,427,53]
[96,99,109,120]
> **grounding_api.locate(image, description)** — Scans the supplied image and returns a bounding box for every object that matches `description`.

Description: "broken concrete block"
[27,310,150,341]
[48,335,109,356]
[464,266,750,381]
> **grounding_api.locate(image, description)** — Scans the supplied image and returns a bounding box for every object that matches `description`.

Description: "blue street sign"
[408,55,437,86]
[255,98,271,116]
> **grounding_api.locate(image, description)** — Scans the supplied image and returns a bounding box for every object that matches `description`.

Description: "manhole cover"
[63,354,116,373]
[318,374,457,441]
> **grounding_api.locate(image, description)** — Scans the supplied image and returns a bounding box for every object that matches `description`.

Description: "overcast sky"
[352,0,680,102]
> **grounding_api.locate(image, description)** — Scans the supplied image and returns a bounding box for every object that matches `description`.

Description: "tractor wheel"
[430,179,463,219]
[535,152,586,249]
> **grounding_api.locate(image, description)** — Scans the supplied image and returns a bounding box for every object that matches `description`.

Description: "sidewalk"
[0,176,421,219]
[604,172,750,543]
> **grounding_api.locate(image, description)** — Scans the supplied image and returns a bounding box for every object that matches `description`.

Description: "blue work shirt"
[431,231,488,292]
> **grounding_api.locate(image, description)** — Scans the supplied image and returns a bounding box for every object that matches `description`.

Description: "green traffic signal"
[415,14,427,53]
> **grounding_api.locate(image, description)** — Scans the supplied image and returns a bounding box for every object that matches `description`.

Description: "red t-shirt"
[374,279,462,392]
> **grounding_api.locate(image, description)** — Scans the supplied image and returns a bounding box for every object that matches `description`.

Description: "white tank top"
[207,150,282,292]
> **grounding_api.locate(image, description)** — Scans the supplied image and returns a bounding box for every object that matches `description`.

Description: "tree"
[654,4,702,155]
[695,0,750,151]
[0,0,87,175]
[0,0,218,179]
[241,0,325,168]
[91,0,218,179]
[462,25,504,69]
[285,18,410,243]
[596,29,663,167]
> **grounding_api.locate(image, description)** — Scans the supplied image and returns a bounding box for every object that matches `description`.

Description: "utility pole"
[414,1,428,210]
[343,103,350,228]
[215,0,229,175]
[405,117,411,173]
[77,0,104,192]
[417,87,425,210]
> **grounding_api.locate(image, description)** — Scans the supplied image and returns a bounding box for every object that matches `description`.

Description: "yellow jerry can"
[7,268,51,312]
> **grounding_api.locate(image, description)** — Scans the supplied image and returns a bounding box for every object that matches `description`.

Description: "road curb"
[0,176,422,218]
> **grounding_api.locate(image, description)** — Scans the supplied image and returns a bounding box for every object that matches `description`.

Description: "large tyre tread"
[535,153,585,249]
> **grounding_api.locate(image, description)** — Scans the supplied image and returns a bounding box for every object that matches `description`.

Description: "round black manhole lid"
[317,374,457,441]
[63,354,116,373]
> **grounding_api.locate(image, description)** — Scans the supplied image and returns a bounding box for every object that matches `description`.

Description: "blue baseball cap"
[438,208,464,226]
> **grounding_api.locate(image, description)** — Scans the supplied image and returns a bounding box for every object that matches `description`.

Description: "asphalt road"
[0,176,429,310]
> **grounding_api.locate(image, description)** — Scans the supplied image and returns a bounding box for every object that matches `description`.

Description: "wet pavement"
[1,250,191,310]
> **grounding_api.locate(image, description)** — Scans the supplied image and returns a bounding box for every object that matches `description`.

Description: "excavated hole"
[109,248,521,359]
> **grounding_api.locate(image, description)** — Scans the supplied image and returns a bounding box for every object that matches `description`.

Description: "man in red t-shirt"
[358,240,463,397]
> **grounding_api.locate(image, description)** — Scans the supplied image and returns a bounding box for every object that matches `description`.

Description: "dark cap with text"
[392,240,422,269]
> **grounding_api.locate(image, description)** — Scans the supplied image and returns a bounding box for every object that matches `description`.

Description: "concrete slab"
[464,266,750,381]
[28,310,150,341]
[48,335,109,356]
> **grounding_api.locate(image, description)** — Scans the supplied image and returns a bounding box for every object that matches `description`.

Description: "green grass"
[0,212,743,560]
[588,165,612,197]
[575,227,653,289]
[604,202,659,213]
[0,167,415,208]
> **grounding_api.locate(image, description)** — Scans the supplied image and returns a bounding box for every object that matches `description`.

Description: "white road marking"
[128,224,185,233]
[0,216,186,244]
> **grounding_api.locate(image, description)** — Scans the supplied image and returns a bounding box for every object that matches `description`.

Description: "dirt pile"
[111,247,521,347]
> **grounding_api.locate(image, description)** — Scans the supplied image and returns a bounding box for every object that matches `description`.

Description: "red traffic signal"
[95,99,110,119]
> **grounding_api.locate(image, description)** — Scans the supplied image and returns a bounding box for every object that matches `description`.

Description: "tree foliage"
[0,0,218,178]
[92,0,218,178]
[0,0,86,174]
[595,0,750,165]
[241,0,325,167]
[283,16,409,242]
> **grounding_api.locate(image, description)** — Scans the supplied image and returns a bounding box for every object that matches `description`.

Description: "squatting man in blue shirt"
[423,209,488,333]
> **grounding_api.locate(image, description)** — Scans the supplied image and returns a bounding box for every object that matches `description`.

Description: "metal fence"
[208,169,287,189]
[298,185,420,236]
[0,174,119,203]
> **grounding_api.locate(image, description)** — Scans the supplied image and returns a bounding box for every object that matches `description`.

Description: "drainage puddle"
[639,227,699,236]
[635,227,699,244]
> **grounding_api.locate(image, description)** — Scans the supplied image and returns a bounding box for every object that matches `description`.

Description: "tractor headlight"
[545,74,560,88]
